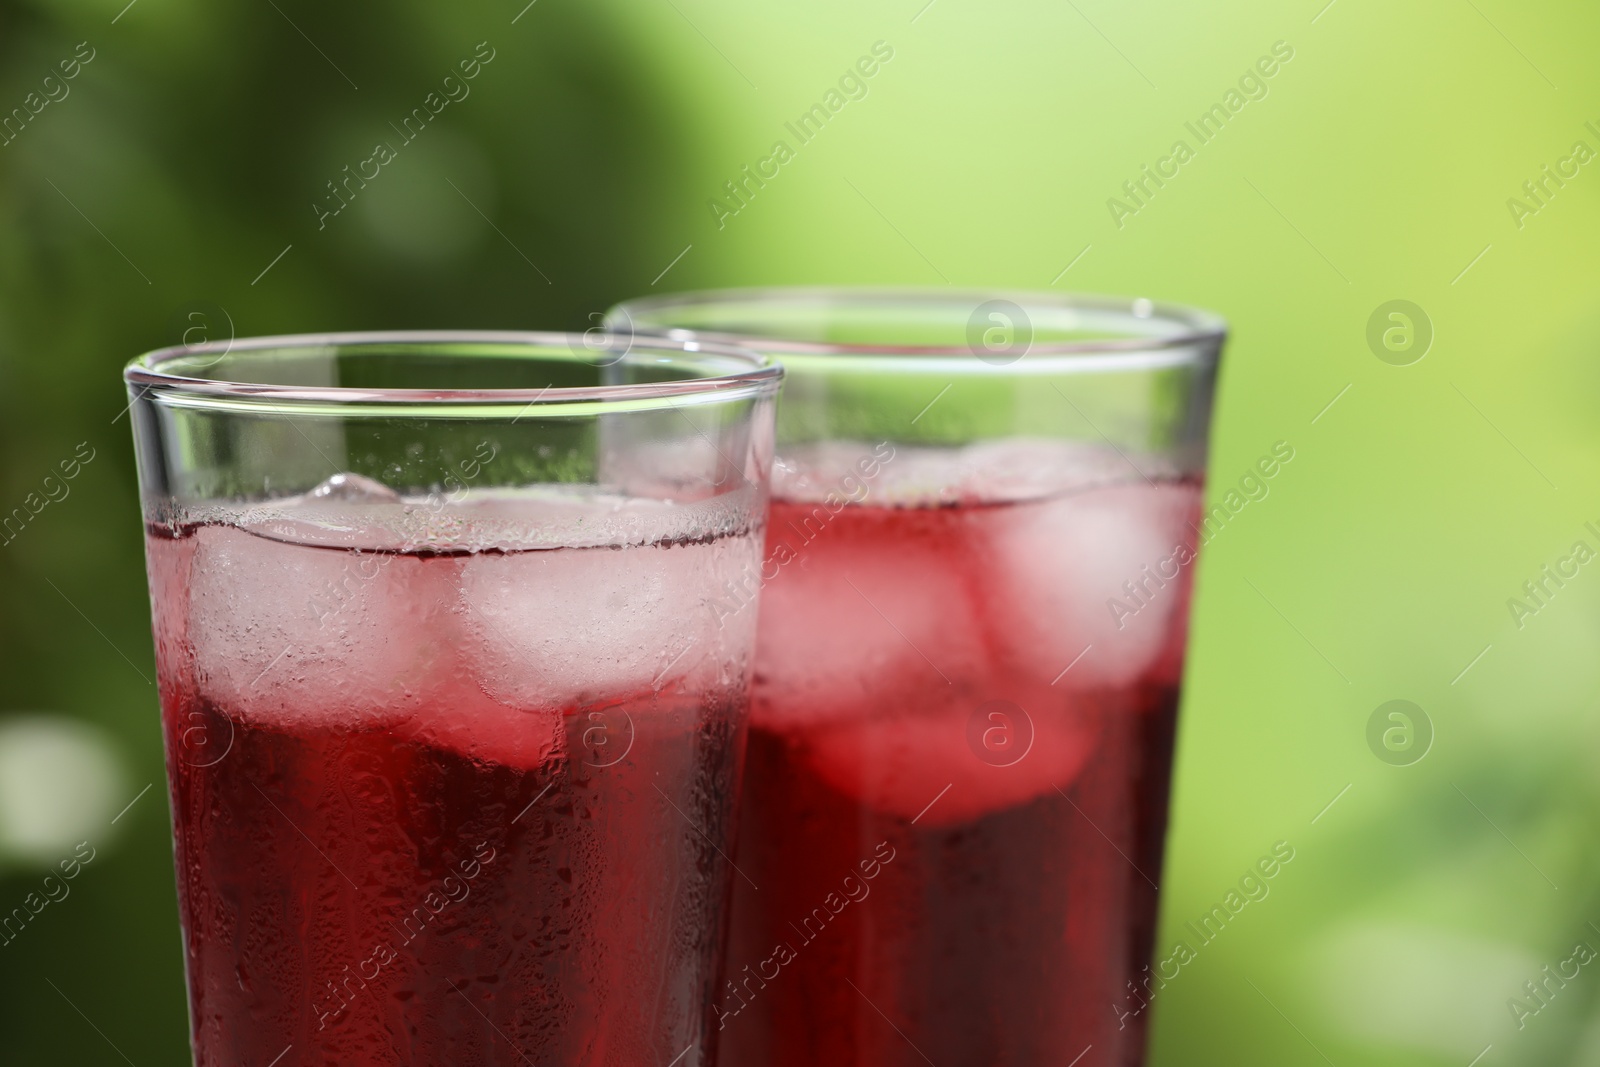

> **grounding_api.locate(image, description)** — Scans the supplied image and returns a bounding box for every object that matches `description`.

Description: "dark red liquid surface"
[146,522,754,1067]
[720,483,1199,1067]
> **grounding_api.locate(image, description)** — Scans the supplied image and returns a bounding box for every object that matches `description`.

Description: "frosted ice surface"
[751,518,986,730]
[459,530,761,712]
[186,525,456,727]
[980,481,1196,690]
[772,437,1145,507]
[182,482,762,738]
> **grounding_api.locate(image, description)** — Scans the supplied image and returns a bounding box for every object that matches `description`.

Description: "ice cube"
[308,472,402,503]
[771,440,904,504]
[185,525,454,728]
[796,680,1101,825]
[772,438,1140,509]
[408,679,564,771]
[956,437,1132,502]
[978,482,1200,691]
[750,504,990,730]
[458,531,762,712]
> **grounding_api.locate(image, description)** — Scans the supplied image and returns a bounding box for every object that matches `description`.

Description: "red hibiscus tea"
[147,501,761,1066]
[126,333,782,1067]
[717,442,1201,1066]
[608,287,1225,1067]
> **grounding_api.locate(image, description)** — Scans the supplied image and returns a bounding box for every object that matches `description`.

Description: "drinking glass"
[609,290,1225,1067]
[124,331,781,1067]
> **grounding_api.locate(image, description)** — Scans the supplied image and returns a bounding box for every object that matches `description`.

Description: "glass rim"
[123,329,783,410]
[610,286,1227,361]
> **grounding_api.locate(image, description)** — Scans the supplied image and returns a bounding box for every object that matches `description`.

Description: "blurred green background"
[2,0,1598,1063]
